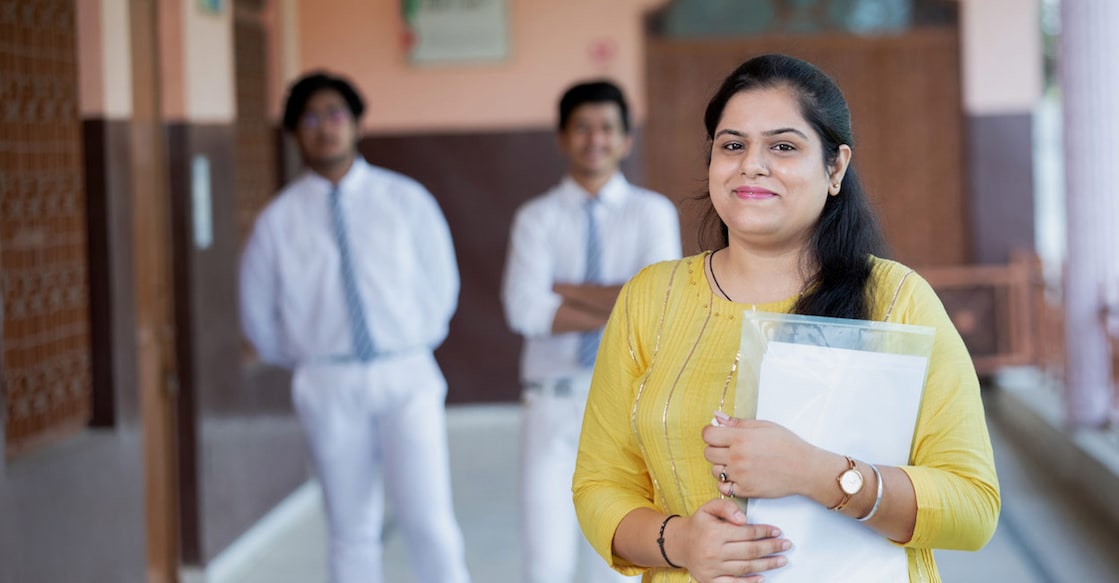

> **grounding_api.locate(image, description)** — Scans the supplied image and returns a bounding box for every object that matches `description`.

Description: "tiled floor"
[215,403,1119,583]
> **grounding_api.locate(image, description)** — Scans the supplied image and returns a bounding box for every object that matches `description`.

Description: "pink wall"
[295,0,667,133]
[159,0,186,120]
[76,0,104,116]
[75,1,1040,126]
[73,1,1041,126]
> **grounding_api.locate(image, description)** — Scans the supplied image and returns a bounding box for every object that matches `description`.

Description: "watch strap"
[827,456,857,511]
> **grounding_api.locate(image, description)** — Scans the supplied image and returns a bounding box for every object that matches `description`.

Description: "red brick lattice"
[233,4,277,249]
[1,0,92,457]
[233,2,277,361]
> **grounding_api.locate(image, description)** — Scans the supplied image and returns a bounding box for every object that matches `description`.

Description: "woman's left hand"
[702,413,822,500]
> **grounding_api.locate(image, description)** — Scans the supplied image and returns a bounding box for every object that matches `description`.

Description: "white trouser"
[520,375,640,583]
[292,351,471,583]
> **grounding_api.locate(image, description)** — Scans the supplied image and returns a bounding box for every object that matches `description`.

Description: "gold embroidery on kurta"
[631,260,683,508]
[662,279,713,515]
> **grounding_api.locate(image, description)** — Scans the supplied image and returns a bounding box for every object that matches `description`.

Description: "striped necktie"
[330,186,376,361]
[577,197,602,368]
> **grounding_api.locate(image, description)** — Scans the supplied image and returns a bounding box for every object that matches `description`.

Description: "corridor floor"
[212,403,1119,583]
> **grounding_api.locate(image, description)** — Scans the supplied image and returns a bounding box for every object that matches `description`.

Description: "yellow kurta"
[573,252,1000,582]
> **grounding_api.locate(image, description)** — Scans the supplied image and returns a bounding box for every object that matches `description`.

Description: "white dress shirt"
[240,158,459,369]
[501,173,681,382]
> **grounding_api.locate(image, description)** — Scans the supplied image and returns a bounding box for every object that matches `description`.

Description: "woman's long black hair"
[697,54,888,321]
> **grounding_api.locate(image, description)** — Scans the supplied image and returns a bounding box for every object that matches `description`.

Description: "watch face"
[840,469,864,495]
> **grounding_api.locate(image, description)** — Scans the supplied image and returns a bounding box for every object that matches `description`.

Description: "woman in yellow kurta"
[572,54,999,583]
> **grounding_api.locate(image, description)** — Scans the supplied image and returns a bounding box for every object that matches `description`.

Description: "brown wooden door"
[644,28,970,267]
[128,0,181,580]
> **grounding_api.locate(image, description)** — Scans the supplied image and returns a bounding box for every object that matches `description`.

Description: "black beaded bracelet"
[657,514,682,569]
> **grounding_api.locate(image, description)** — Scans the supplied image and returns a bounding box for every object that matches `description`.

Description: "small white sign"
[191,155,213,250]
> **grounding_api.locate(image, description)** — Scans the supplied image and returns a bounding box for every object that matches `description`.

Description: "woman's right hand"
[670,498,791,582]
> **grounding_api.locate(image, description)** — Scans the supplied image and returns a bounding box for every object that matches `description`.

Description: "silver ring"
[729,482,736,499]
[719,471,728,483]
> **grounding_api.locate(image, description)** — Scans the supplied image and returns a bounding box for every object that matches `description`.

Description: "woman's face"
[708,86,850,253]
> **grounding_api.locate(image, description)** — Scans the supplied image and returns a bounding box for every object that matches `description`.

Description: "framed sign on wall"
[402,0,509,65]
[199,0,223,16]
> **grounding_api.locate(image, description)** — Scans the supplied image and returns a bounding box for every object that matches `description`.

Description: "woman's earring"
[831,182,841,195]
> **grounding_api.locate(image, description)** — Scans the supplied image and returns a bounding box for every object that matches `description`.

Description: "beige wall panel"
[76,0,133,118]
[959,0,1043,114]
[183,0,235,122]
[102,0,134,118]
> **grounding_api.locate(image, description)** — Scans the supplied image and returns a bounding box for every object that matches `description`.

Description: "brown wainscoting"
[167,122,218,566]
[966,112,1036,264]
[359,129,645,403]
[195,409,308,561]
[84,118,140,428]
[166,122,308,565]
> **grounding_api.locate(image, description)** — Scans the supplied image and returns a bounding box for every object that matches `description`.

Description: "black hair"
[281,71,365,132]
[557,80,631,134]
[698,54,888,321]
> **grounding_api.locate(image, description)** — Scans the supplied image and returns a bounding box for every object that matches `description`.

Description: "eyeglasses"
[300,106,351,129]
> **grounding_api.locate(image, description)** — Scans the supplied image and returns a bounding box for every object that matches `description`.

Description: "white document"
[737,313,933,583]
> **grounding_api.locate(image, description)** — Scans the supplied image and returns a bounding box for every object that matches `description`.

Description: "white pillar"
[1060,0,1119,427]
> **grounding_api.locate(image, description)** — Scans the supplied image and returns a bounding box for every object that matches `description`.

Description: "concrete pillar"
[1060,0,1119,427]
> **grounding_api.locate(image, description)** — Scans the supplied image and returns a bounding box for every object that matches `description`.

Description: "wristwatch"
[828,456,864,511]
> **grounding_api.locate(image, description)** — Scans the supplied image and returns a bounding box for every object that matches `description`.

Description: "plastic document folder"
[735,311,935,583]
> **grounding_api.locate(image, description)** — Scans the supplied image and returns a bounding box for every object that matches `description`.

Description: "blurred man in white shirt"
[239,71,470,583]
[501,80,682,583]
